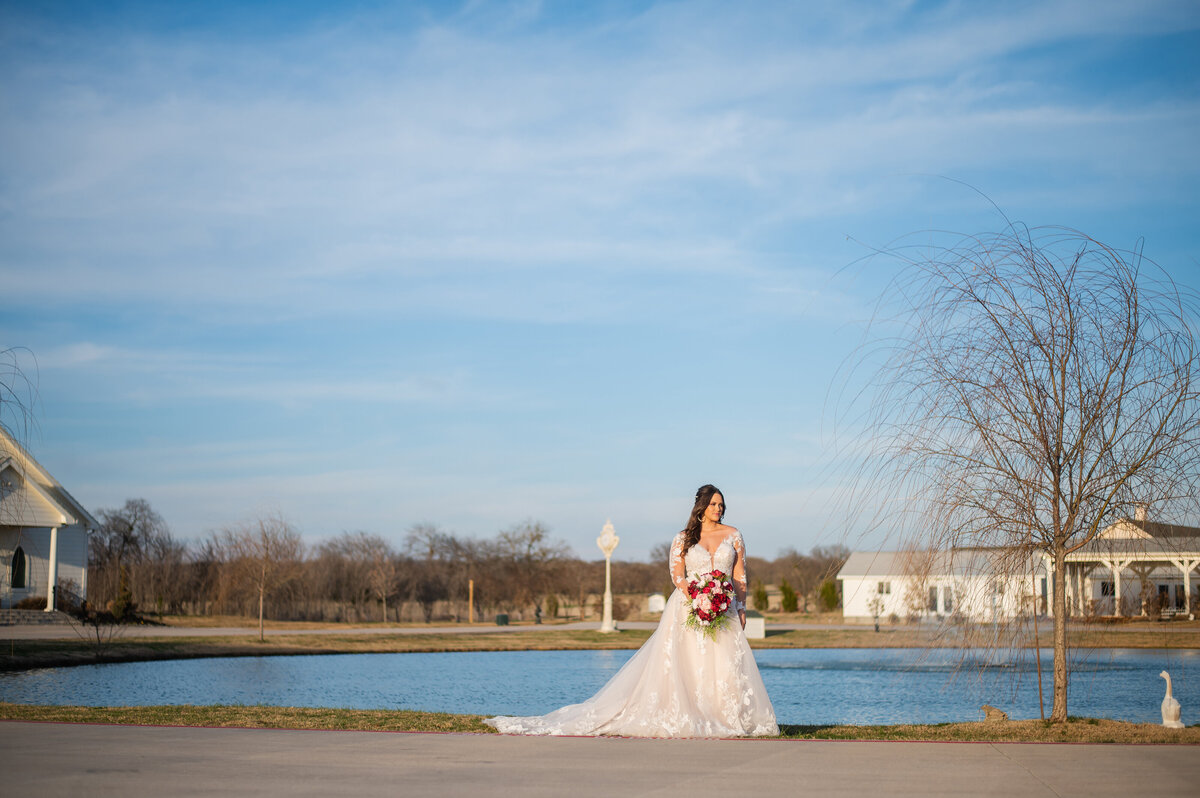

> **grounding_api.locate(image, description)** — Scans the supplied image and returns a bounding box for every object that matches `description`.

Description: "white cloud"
[6,1,1196,324]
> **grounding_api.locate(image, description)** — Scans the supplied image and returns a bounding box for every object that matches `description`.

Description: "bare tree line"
[87,498,847,625]
[746,545,850,611]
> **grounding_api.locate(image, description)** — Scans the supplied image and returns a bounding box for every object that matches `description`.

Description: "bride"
[484,484,779,737]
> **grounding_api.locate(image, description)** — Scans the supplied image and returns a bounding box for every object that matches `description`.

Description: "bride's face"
[703,493,725,524]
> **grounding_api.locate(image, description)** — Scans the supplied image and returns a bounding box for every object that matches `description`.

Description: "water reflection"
[0,648,1194,726]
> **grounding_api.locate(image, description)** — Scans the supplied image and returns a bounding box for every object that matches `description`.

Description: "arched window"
[10,546,27,589]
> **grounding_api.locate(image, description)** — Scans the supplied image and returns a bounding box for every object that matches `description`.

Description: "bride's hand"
[738,608,746,629]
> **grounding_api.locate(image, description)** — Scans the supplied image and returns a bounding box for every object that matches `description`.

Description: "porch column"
[1076,564,1096,616]
[1100,558,1132,617]
[1128,564,1157,617]
[45,526,59,612]
[1169,558,1200,616]
[1042,554,1053,616]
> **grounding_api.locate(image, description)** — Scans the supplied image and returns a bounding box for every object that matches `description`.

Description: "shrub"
[544,594,559,619]
[817,579,840,611]
[108,564,136,621]
[779,580,799,613]
[13,595,46,610]
[752,583,769,612]
[107,595,137,621]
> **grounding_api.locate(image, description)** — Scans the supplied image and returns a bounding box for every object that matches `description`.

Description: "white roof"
[838,548,1040,579]
[837,551,908,578]
[0,428,98,529]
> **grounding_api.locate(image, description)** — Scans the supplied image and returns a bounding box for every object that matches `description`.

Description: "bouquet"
[684,569,738,639]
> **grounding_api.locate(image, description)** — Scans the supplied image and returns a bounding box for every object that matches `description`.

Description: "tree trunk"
[1051,547,1069,722]
[258,586,265,643]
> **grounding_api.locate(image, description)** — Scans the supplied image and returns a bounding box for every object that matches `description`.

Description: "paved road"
[2,721,1196,797]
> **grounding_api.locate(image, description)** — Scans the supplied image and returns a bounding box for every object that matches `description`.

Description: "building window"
[877,581,891,595]
[928,586,938,613]
[943,586,953,613]
[10,546,26,589]
[1100,581,1114,597]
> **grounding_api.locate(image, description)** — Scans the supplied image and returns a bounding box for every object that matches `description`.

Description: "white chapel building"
[0,426,96,610]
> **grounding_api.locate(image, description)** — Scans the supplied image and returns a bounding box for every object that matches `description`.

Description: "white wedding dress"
[484,530,779,737]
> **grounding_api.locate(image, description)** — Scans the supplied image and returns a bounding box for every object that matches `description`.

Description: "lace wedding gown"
[484,530,778,737]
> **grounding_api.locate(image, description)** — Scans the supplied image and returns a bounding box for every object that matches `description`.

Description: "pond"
[1,648,1195,726]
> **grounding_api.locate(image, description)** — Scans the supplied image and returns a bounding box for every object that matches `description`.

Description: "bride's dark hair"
[681,484,724,557]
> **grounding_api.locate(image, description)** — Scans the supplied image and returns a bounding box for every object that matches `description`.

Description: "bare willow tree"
[0,347,37,443]
[842,224,1200,722]
[217,514,305,641]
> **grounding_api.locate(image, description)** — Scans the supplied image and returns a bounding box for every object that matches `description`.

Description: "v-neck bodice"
[683,534,737,575]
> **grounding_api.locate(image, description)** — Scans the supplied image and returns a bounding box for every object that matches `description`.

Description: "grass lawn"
[1,702,1196,743]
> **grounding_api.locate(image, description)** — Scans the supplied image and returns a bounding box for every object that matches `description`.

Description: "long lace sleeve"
[732,530,748,612]
[669,532,688,593]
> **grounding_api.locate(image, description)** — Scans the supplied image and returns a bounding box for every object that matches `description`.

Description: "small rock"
[982,704,1008,722]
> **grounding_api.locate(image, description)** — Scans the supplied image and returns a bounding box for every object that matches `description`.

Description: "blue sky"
[2,0,1198,560]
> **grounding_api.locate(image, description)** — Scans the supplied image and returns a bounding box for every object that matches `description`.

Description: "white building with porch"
[839,548,1050,624]
[1,427,96,610]
[1063,508,1200,618]
[839,509,1200,623]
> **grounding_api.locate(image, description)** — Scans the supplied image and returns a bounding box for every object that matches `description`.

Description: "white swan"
[1159,670,1183,729]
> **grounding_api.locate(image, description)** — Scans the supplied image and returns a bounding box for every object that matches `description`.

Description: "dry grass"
[1,703,1195,742]
[778,717,1200,743]
[1068,628,1200,649]
[0,702,492,733]
[757,628,932,647]
[150,614,563,630]
[759,626,1200,649]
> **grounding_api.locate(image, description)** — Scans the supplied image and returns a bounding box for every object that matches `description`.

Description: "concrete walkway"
[2,721,1196,797]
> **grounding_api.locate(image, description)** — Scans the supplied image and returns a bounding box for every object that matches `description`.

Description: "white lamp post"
[597,519,619,633]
